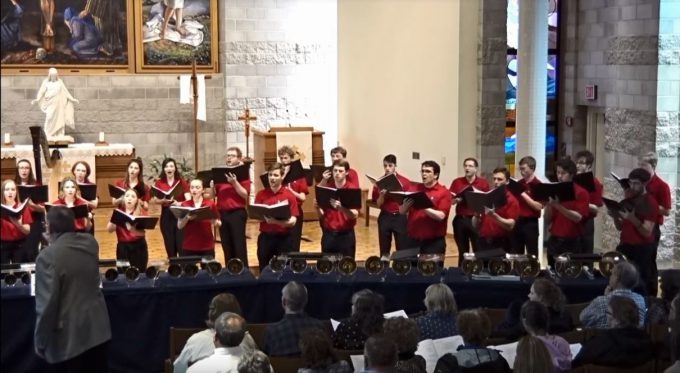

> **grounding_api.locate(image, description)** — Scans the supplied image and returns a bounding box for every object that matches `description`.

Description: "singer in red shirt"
[371,154,411,257]
[450,157,489,265]
[476,167,520,254]
[511,156,544,256]
[317,160,359,258]
[278,145,309,252]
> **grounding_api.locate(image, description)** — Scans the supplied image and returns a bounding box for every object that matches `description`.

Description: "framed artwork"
[134,0,218,73]
[0,0,133,73]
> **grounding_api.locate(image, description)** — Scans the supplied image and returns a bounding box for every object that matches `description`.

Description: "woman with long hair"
[52,177,92,232]
[14,159,45,260]
[113,158,150,210]
[177,179,221,258]
[1,179,33,264]
[72,160,98,235]
[106,189,149,271]
[152,158,189,259]
[513,335,554,373]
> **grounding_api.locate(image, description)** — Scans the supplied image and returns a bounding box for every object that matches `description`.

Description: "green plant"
[145,154,195,183]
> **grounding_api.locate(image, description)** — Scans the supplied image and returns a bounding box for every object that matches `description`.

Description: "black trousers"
[219,208,248,267]
[160,208,184,258]
[453,215,478,266]
[183,249,215,258]
[511,217,539,256]
[0,240,25,264]
[378,211,408,257]
[581,217,595,255]
[289,208,304,252]
[257,232,292,270]
[53,341,108,373]
[546,236,581,268]
[477,236,511,253]
[321,229,356,258]
[617,242,657,297]
[406,236,446,255]
[116,239,149,271]
[23,211,45,262]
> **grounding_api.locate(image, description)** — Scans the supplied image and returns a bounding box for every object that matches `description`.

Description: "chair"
[164,327,203,373]
[247,323,268,350]
[334,349,364,370]
[559,329,586,344]
[574,359,656,373]
[482,308,507,331]
[365,198,378,227]
[565,302,590,327]
[269,356,305,373]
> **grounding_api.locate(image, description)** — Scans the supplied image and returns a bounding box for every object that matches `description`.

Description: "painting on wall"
[0,0,133,72]
[134,0,218,73]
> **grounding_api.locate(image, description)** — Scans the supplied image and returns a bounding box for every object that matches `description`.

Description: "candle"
[99,132,105,142]
[4,133,9,144]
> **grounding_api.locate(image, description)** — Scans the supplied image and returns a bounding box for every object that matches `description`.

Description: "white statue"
[31,67,79,143]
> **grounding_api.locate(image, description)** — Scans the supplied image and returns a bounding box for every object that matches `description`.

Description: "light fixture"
[338,257,357,275]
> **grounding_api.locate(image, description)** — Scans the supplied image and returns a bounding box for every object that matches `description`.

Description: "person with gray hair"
[415,284,458,340]
[580,262,646,328]
[174,293,258,373]
[263,281,324,357]
[360,335,398,373]
[238,350,272,373]
[187,312,247,373]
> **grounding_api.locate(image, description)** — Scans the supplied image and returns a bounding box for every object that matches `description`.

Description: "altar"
[1,143,135,207]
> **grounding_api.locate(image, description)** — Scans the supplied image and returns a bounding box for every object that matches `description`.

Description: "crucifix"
[238,107,257,161]
[177,59,211,172]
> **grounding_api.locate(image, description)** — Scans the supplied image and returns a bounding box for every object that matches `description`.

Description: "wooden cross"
[238,108,257,159]
[176,60,211,173]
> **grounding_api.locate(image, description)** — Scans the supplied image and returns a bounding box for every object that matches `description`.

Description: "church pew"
[165,327,202,373]
[269,356,305,373]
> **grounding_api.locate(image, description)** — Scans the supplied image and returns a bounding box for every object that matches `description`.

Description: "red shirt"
[180,199,218,251]
[114,208,149,243]
[620,193,659,245]
[347,168,360,188]
[585,177,604,219]
[285,177,309,203]
[480,191,520,238]
[1,202,34,241]
[321,180,358,231]
[52,198,90,232]
[407,182,452,240]
[518,177,543,218]
[450,176,490,217]
[549,183,590,238]
[215,180,252,212]
[115,179,151,202]
[154,178,189,206]
[371,173,412,214]
[646,174,671,225]
[255,187,299,234]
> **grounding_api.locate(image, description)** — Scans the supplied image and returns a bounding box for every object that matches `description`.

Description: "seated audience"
[416,284,458,340]
[360,335,398,373]
[580,262,646,328]
[520,301,571,373]
[175,293,258,373]
[264,281,325,357]
[512,335,554,373]
[495,278,573,340]
[572,296,654,369]
[434,309,511,373]
[298,328,352,373]
[333,289,385,350]
[238,350,272,373]
[383,317,426,373]
[665,295,680,373]
[647,270,680,326]
[187,312,247,373]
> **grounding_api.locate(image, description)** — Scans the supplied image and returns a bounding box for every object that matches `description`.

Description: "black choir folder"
[387,191,434,210]
[610,172,630,190]
[0,199,29,218]
[212,164,251,183]
[315,186,362,209]
[463,186,507,214]
[573,171,596,192]
[109,210,159,230]
[310,165,331,183]
[603,196,653,215]
[169,205,217,220]
[108,184,126,199]
[507,178,527,197]
[17,185,49,203]
[451,184,475,198]
[44,203,90,219]
[530,182,575,202]
[151,183,185,200]
[248,200,292,221]
[260,160,307,189]
[366,173,403,192]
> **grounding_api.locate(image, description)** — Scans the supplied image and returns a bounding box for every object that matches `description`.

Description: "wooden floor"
[94,206,461,270]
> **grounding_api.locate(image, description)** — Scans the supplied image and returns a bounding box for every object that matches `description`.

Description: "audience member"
[360,335,398,373]
[298,328,352,373]
[434,309,511,373]
[520,301,571,373]
[572,296,654,369]
[648,270,680,326]
[382,317,426,373]
[495,278,573,340]
[263,281,324,357]
[580,262,646,328]
[333,290,385,350]
[238,350,272,373]
[174,293,258,373]
[512,335,554,373]
[665,295,680,373]
[416,284,458,340]
[187,312,247,373]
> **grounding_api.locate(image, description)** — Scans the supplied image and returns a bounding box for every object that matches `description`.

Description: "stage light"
[183,263,199,277]
[1,263,33,286]
[168,264,182,277]
[226,258,244,275]
[417,254,443,276]
[99,259,120,281]
[513,255,541,279]
[461,253,483,276]
[145,266,159,279]
[554,253,582,279]
[104,268,119,281]
[204,259,222,275]
[365,256,385,275]
[338,257,357,275]
[488,257,512,276]
[598,251,627,277]
[291,258,307,273]
[168,256,204,278]
[391,260,411,275]
[269,256,286,272]
[316,257,334,274]
[125,266,140,281]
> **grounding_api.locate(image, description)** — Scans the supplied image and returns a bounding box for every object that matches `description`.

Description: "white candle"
[4,133,9,144]
[99,132,105,142]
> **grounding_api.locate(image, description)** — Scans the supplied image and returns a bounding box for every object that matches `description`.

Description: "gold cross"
[238,108,257,159]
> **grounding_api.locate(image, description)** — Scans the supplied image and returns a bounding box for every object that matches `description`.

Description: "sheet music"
[488,341,518,367]
[331,318,340,331]
[384,310,408,319]
[416,335,464,373]
[350,355,364,372]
